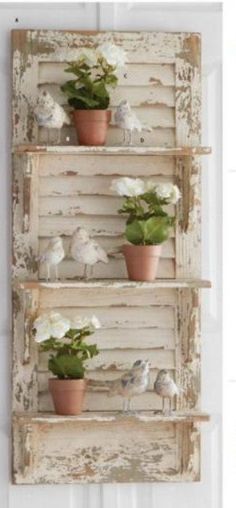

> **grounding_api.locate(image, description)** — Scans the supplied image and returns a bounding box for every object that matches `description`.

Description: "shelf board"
[13,144,212,156]
[15,278,211,290]
[13,410,210,425]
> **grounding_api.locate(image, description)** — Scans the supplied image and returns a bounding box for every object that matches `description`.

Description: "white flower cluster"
[98,43,127,68]
[80,49,98,68]
[110,177,145,197]
[111,177,181,204]
[70,315,101,331]
[80,43,127,69]
[155,182,181,205]
[33,311,101,343]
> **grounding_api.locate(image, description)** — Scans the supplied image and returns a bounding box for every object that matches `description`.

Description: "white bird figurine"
[39,236,65,281]
[70,227,108,279]
[34,90,71,144]
[154,369,181,415]
[88,359,150,413]
[114,99,152,145]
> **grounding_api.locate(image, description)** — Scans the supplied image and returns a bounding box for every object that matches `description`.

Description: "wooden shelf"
[15,278,211,290]
[13,144,212,156]
[12,29,210,485]
[13,410,210,484]
[13,411,210,425]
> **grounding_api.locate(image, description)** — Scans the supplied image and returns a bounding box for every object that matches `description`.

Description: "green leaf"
[39,338,64,352]
[61,80,83,98]
[64,62,91,77]
[61,59,115,110]
[125,217,171,245]
[79,343,99,359]
[68,95,100,109]
[48,355,85,380]
[125,220,146,245]
[144,217,170,244]
[92,81,108,98]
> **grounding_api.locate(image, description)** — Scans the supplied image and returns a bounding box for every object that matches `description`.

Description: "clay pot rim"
[73,109,111,119]
[122,243,162,252]
[49,378,87,386]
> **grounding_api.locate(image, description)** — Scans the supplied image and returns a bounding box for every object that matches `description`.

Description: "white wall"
[0,3,222,507]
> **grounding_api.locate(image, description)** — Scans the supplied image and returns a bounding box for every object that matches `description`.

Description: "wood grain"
[12,29,208,484]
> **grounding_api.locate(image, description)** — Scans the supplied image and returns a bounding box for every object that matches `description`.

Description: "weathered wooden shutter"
[12,30,210,484]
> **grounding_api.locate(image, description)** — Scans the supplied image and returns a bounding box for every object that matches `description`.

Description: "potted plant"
[33,311,100,415]
[111,177,181,281]
[61,43,127,146]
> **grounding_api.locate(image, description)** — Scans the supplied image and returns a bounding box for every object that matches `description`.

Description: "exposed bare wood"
[13,154,39,279]
[177,289,202,411]
[39,347,175,372]
[175,34,201,146]
[16,279,211,289]
[175,157,201,277]
[38,62,175,87]
[12,29,210,484]
[39,175,173,197]
[14,145,211,155]
[39,81,176,108]
[12,415,206,484]
[12,288,39,412]
[14,411,210,424]
[39,195,174,218]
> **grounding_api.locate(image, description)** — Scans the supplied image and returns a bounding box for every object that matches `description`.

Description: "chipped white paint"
[12,147,210,281]
[11,29,211,484]
[38,61,176,87]
[16,279,211,289]
[13,145,211,155]
[12,30,203,146]
[14,411,210,424]
[13,416,203,484]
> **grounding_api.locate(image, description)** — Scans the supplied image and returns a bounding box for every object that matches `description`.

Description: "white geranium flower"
[169,185,181,204]
[111,177,145,197]
[90,315,101,330]
[155,183,181,204]
[33,315,51,343]
[144,180,156,192]
[49,312,71,339]
[33,312,70,343]
[71,316,91,330]
[80,49,98,67]
[70,315,100,332]
[98,43,127,68]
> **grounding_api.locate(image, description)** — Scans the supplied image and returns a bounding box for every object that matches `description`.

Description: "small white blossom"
[90,315,101,330]
[71,316,91,330]
[111,177,145,197]
[169,185,181,204]
[33,317,51,343]
[144,180,156,192]
[50,313,71,339]
[80,49,98,67]
[155,183,181,204]
[98,43,127,68]
[70,315,101,331]
[33,312,70,343]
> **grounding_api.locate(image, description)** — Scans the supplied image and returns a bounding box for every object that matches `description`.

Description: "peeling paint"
[12,29,209,485]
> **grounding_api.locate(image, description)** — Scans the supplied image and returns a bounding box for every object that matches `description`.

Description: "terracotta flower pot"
[73,110,111,146]
[49,378,87,415]
[122,244,162,282]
